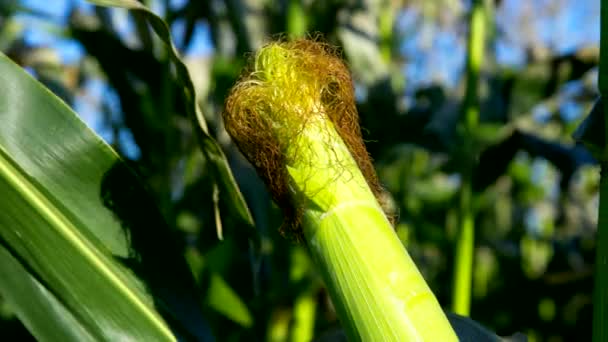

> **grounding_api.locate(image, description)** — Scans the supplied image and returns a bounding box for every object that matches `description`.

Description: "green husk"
[224,39,457,341]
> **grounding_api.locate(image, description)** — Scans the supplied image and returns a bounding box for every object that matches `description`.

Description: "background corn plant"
[0,0,602,341]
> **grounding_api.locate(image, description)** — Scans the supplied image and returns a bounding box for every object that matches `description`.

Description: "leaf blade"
[0,51,201,341]
[86,0,257,241]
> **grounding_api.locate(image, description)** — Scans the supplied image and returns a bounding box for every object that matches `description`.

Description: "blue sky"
[11,0,601,159]
[14,0,216,158]
[17,0,213,64]
[17,0,600,89]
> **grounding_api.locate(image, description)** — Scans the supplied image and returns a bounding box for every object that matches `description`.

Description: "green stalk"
[224,41,457,341]
[594,169,608,342]
[287,0,307,38]
[452,0,486,316]
[452,181,475,315]
[379,0,394,63]
[593,0,608,340]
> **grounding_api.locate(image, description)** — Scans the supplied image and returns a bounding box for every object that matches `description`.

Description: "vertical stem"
[453,180,475,315]
[287,0,307,38]
[463,0,485,130]
[379,0,394,63]
[593,0,608,340]
[452,0,486,316]
[594,168,608,342]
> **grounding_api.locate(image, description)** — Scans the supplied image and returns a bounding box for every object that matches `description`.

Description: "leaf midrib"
[0,146,176,341]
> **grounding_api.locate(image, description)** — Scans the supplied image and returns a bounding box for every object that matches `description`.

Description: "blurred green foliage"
[0,0,600,341]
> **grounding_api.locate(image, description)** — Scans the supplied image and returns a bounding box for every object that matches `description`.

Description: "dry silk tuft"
[223,39,392,239]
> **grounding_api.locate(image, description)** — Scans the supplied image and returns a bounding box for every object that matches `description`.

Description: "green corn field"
[0,1,604,341]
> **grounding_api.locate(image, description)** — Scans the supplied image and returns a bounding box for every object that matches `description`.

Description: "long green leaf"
[0,51,212,340]
[86,0,256,242]
[0,247,95,342]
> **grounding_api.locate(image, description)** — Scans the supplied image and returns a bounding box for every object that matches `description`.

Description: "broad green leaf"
[0,246,95,342]
[86,0,257,242]
[0,52,212,341]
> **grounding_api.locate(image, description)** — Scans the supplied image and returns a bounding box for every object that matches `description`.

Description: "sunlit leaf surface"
[0,52,212,341]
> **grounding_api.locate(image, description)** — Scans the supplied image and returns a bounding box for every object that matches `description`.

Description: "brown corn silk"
[223,39,392,239]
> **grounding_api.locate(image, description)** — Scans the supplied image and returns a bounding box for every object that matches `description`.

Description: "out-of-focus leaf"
[0,52,212,341]
[337,1,388,84]
[0,0,53,18]
[574,98,605,160]
[472,122,511,146]
[86,0,257,242]
[474,130,596,191]
[412,174,459,204]
[205,273,253,327]
[224,0,267,53]
[521,236,554,279]
[183,241,253,327]
[510,52,598,119]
